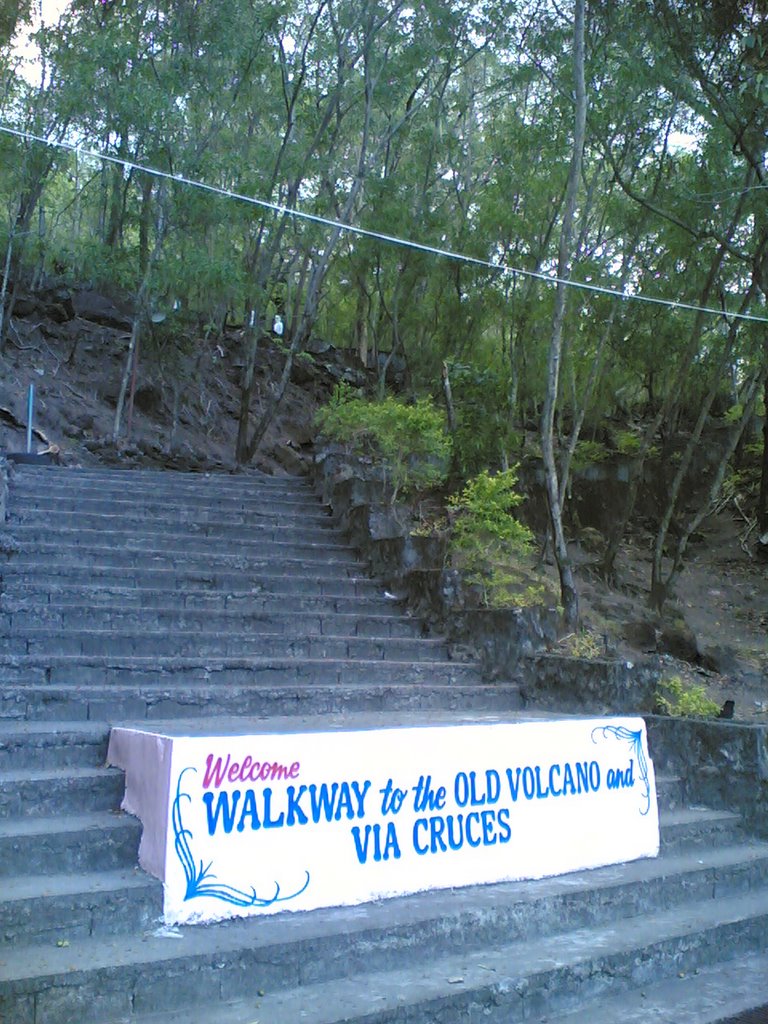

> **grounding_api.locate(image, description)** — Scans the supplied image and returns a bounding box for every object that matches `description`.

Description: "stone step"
[0,588,400,620]
[2,847,768,1024]
[4,543,360,573]
[0,680,523,723]
[7,517,344,547]
[10,490,330,521]
[0,568,384,600]
[534,950,768,1024]
[0,869,163,947]
[9,465,313,495]
[0,825,751,949]
[0,722,109,770]
[0,628,449,661]
[659,806,745,851]
[10,476,323,507]
[4,606,421,638]
[124,890,768,1024]
[0,811,141,877]
[0,766,124,818]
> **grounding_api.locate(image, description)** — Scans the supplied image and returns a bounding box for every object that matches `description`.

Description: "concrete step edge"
[129,904,768,1024]
[2,867,160,905]
[9,468,313,489]
[3,871,768,1010]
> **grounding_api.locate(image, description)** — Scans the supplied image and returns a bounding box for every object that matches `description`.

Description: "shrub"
[614,430,642,456]
[573,439,609,467]
[654,675,721,718]
[560,630,604,659]
[448,469,550,607]
[316,390,451,501]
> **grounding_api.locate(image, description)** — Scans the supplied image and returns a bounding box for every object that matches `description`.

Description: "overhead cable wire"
[2,122,767,325]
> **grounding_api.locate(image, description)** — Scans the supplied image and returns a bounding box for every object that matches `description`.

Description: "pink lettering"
[202,752,302,788]
[203,753,231,789]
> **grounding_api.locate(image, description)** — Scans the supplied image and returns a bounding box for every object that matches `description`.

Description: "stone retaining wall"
[311,447,657,709]
[646,715,768,838]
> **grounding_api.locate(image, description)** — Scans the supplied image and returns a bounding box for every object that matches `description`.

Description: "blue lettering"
[549,763,562,797]
[351,824,373,863]
[455,772,470,807]
[336,782,355,820]
[286,784,308,825]
[576,761,590,793]
[383,822,401,860]
[430,815,447,853]
[534,766,550,800]
[590,761,601,791]
[486,769,500,804]
[562,762,576,795]
[446,813,464,851]
[413,818,429,855]
[236,789,261,832]
[309,783,338,823]
[497,807,511,844]
[466,811,482,847]
[203,789,240,835]
[351,822,401,863]
[350,780,371,818]
[506,767,521,802]
[522,766,536,800]
[262,788,284,829]
[481,809,496,845]
[469,771,486,806]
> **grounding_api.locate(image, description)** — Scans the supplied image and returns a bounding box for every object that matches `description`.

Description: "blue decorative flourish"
[591,725,652,816]
[172,767,310,909]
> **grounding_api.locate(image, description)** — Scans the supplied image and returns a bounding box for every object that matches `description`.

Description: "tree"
[539,0,586,628]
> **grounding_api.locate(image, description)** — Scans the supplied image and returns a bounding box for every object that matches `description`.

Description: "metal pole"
[26,383,34,454]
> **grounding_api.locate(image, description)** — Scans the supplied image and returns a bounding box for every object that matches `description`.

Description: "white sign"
[156,718,658,925]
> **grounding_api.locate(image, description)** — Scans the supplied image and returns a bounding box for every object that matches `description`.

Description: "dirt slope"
[1,287,765,719]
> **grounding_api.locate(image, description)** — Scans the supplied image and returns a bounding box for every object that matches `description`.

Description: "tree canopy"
[1,0,766,614]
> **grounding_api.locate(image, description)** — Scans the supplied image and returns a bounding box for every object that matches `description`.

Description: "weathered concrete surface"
[2,462,768,1024]
[312,448,560,676]
[520,652,661,714]
[647,715,768,839]
[0,457,8,523]
[313,447,662,709]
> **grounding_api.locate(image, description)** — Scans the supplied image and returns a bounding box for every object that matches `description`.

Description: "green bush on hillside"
[654,675,721,718]
[448,469,549,607]
[316,389,451,501]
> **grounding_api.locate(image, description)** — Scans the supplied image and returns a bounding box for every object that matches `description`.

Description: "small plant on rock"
[448,468,551,608]
[560,630,604,659]
[654,675,721,718]
[316,391,451,502]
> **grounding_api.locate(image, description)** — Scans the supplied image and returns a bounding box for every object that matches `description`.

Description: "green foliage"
[448,469,550,608]
[614,430,642,456]
[316,392,451,501]
[655,676,721,719]
[572,439,610,468]
[446,361,516,477]
[560,630,604,659]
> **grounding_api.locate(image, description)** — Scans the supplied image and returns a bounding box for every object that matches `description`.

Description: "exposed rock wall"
[647,715,768,838]
[312,446,659,710]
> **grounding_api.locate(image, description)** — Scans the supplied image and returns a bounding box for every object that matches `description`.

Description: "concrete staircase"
[1,463,768,1024]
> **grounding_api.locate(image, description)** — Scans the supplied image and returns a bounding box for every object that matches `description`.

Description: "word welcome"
[203,752,300,789]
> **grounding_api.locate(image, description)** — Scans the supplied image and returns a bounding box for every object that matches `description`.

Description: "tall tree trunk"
[649,285,756,609]
[652,367,767,609]
[113,192,167,441]
[599,176,754,580]
[758,368,768,539]
[539,0,586,629]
